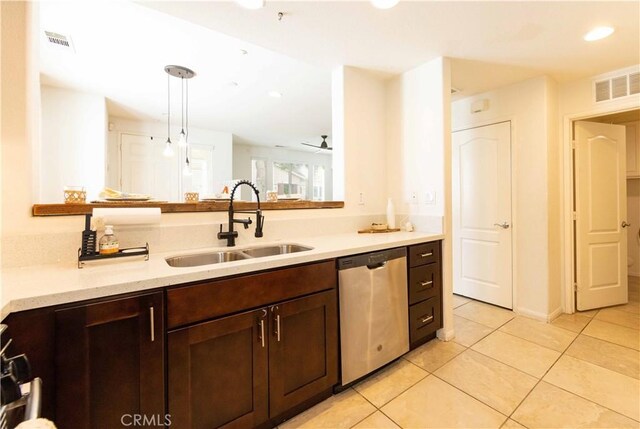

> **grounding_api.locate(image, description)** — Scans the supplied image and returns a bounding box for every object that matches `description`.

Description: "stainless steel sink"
[240,244,313,258]
[165,243,313,267]
[165,251,251,268]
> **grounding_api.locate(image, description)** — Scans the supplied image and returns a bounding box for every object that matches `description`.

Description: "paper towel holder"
[78,213,149,268]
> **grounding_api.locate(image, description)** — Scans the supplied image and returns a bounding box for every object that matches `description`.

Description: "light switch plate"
[424,191,436,205]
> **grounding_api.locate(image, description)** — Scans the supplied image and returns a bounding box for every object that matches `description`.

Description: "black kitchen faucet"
[217,180,264,247]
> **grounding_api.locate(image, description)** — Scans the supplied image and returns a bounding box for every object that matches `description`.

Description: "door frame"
[452,118,517,312]
[561,99,640,314]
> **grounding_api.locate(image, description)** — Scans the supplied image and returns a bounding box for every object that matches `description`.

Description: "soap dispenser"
[99,225,119,255]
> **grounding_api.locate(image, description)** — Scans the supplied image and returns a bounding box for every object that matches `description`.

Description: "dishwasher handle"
[338,247,406,270]
[366,261,387,270]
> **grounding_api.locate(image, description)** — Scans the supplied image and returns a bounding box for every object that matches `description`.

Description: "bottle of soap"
[386,198,396,229]
[99,225,119,255]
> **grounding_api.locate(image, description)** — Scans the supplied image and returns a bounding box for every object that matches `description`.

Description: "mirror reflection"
[36,1,333,204]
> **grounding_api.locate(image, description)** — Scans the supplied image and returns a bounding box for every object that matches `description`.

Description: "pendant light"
[178,77,187,148]
[163,70,174,157]
[164,65,196,161]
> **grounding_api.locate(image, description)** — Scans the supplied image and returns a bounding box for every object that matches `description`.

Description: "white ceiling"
[39,1,640,149]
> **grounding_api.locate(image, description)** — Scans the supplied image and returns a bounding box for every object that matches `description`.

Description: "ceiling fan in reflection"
[301,135,332,151]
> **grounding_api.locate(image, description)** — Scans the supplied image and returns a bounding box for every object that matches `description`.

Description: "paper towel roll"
[92,208,161,225]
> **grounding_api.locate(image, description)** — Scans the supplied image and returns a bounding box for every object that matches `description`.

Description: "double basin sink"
[166,244,313,268]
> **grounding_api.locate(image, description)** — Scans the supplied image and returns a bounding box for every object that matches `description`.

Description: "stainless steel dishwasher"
[338,247,409,386]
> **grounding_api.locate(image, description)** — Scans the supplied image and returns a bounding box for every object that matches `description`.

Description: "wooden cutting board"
[358,228,401,234]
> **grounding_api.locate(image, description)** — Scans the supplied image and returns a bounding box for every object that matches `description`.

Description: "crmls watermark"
[120,414,172,427]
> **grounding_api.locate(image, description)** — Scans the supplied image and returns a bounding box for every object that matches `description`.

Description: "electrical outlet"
[358,192,365,205]
[424,191,436,205]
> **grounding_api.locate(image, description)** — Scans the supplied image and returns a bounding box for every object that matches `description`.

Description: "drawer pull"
[420,280,434,288]
[421,315,434,324]
[420,252,433,258]
[149,306,155,342]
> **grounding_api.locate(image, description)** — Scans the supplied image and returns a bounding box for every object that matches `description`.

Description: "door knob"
[493,222,510,229]
[622,221,631,228]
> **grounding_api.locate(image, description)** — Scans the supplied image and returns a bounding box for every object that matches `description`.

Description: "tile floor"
[280,277,640,429]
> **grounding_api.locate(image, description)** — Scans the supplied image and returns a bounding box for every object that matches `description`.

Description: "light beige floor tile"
[500,419,526,429]
[615,300,640,315]
[583,319,640,350]
[565,334,640,379]
[352,411,400,429]
[404,338,466,372]
[595,307,640,329]
[500,317,577,352]
[381,376,507,429]
[551,313,592,333]
[577,309,599,318]
[452,315,495,347]
[543,355,640,421]
[512,381,638,429]
[471,331,561,378]
[279,388,376,429]
[454,301,515,329]
[354,359,428,407]
[434,349,538,415]
[453,294,472,308]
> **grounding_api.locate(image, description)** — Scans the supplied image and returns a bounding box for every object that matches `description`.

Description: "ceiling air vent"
[611,75,628,99]
[595,80,610,102]
[630,72,640,95]
[44,31,75,52]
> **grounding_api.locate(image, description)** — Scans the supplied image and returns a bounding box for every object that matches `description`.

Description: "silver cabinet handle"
[258,309,267,348]
[420,252,433,258]
[622,221,631,228]
[494,222,510,229]
[272,306,281,342]
[420,280,434,288]
[421,315,434,324]
[259,319,265,348]
[149,306,155,342]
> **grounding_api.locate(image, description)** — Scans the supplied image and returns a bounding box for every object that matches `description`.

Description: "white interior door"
[121,133,179,201]
[453,122,513,309]
[575,121,628,310]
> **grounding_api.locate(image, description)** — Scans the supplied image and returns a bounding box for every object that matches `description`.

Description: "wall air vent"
[44,31,75,52]
[630,72,640,95]
[611,75,628,99]
[593,68,640,103]
[595,80,610,102]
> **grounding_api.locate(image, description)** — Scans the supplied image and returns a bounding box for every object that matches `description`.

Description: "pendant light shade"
[163,138,174,157]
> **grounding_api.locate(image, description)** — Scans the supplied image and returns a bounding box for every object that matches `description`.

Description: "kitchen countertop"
[1,231,444,319]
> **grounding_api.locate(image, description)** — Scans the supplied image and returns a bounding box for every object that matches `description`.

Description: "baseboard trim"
[437,327,455,341]
[515,306,563,322]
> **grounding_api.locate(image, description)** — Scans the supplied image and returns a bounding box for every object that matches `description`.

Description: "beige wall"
[452,76,561,320]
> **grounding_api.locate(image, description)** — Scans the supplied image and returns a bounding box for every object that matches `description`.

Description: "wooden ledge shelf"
[32,200,344,216]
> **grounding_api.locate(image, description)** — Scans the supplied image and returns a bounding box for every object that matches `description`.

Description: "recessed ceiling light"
[268,90,282,98]
[371,0,399,10]
[584,26,615,42]
[235,0,265,10]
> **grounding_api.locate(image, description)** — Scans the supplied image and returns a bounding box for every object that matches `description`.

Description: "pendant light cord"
[181,76,185,131]
[167,71,171,140]
[185,78,190,164]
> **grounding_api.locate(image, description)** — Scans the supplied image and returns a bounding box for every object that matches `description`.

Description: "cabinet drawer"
[409,296,441,344]
[167,260,336,329]
[409,241,440,267]
[408,263,440,305]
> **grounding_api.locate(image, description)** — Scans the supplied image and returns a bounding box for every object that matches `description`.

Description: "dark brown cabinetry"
[408,241,443,349]
[167,261,338,428]
[55,292,165,429]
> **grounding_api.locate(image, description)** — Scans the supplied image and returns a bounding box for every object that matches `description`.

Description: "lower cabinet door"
[168,308,269,429]
[55,292,164,429]
[268,290,338,418]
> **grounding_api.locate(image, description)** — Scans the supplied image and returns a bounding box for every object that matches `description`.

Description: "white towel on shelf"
[15,418,57,429]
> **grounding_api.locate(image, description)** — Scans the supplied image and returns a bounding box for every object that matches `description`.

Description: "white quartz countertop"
[1,231,444,319]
